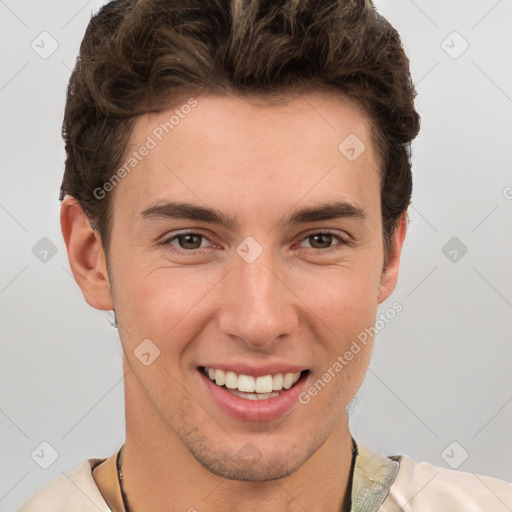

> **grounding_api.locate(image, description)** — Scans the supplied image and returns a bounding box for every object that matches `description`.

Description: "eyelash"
[159,230,350,255]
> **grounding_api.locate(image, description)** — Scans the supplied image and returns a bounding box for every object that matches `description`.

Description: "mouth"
[198,365,310,422]
[200,366,309,400]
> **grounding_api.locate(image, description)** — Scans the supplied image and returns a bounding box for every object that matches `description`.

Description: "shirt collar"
[350,437,400,512]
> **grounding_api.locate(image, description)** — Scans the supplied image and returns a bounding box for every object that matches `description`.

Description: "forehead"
[113,91,381,224]
[136,90,376,159]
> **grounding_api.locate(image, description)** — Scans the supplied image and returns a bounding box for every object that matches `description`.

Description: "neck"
[120,368,354,512]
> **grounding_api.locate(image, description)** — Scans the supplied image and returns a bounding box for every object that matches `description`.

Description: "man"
[19,0,512,511]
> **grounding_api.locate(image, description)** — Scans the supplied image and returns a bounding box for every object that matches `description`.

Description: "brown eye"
[298,231,347,252]
[174,233,204,250]
[308,233,335,249]
[161,232,213,253]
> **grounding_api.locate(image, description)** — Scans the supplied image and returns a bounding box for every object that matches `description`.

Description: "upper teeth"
[204,367,302,393]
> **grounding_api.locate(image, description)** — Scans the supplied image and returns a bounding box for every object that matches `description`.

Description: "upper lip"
[199,363,309,378]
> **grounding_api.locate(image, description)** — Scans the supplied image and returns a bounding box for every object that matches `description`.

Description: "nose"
[217,247,299,350]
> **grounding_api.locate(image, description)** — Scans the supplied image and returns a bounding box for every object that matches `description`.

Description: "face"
[67,91,405,482]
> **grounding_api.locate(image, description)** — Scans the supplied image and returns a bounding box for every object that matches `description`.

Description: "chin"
[191,445,308,481]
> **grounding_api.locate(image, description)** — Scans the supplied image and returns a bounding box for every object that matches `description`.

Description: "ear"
[377,211,407,304]
[60,196,114,311]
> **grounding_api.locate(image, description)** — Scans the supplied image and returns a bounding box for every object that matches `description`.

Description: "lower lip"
[199,369,309,422]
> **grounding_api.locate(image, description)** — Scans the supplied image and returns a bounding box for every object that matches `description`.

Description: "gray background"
[1,0,511,510]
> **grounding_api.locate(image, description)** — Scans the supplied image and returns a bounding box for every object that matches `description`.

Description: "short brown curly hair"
[60,0,420,261]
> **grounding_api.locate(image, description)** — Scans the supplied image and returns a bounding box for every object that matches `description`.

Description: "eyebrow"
[139,200,367,231]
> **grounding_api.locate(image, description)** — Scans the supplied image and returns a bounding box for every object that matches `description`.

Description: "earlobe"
[377,212,408,304]
[60,196,114,311]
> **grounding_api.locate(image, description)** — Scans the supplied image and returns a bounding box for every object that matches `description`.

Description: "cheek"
[295,258,380,384]
[295,258,381,324]
[115,265,217,347]
[310,280,377,372]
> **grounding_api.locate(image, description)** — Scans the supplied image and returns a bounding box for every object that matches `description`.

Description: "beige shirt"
[18,438,512,511]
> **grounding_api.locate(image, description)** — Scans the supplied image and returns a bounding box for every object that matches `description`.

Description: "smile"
[202,366,303,400]
[199,366,310,421]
